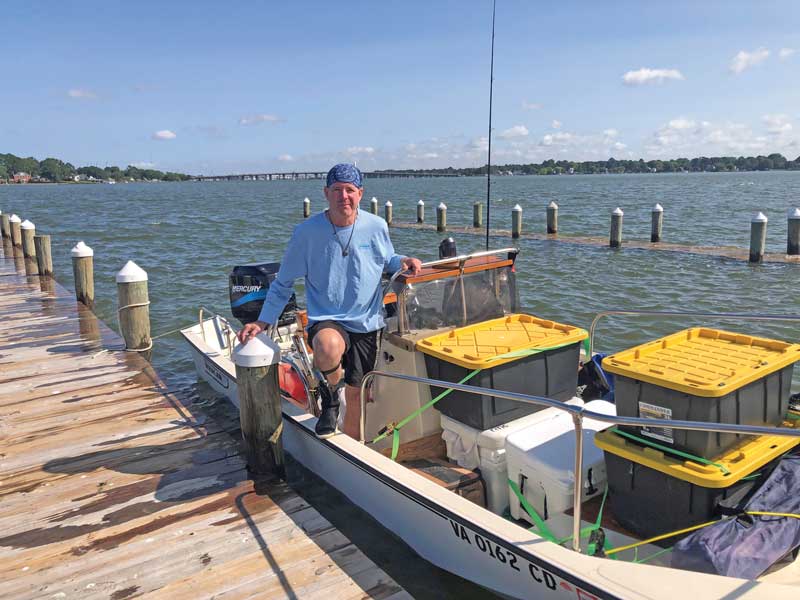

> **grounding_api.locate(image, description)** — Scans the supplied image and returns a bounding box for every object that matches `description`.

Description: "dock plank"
[0,248,412,600]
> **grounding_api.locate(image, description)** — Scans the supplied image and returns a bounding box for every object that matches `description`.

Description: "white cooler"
[440,398,584,515]
[505,400,616,523]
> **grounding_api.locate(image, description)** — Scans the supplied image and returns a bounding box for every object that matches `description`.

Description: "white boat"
[181,248,800,599]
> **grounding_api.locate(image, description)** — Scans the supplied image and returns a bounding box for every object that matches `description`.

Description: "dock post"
[512,204,523,238]
[546,201,558,234]
[232,335,284,478]
[303,197,311,219]
[116,260,152,359]
[21,220,38,276]
[34,235,53,276]
[9,214,22,247]
[749,212,768,263]
[787,208,800,255]
[71,241,95,309]
[384,200,393,225]
[437,202,447,232]
[610,207,624,248]
[0,211,8,239]
[651,203,664,243]
[370,197,378,215]
[473,202,483,228]
[417,200,425,223]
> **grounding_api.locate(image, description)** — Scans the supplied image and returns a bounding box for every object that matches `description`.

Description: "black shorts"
[307,321,380,387]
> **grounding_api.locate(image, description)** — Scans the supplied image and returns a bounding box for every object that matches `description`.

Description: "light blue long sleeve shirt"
[257,209,405,333]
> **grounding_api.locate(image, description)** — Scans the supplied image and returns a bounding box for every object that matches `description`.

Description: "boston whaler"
[181,244,800,600]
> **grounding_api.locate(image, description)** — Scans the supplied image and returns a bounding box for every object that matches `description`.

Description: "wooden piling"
[232,335,285,477]
[9,214,21,247]
[71,241,95,308]
[0,212,8,239]
[610,207,624,248]
[370,196,378,215]
[116,260,152,358]
[749,212,767,263]
[437,202,447,232]
[512,204,523,239]
[34,234,53,276]
[547,201,558,234]
[473,202,483,228]
[385,200,393,225]
[651,203,664,243]
[787,208,800,255]
[303,197,311,218]
[417,200,425,223]
[21,220,38,276]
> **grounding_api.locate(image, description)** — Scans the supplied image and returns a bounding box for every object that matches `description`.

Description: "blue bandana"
[326,163,363,188]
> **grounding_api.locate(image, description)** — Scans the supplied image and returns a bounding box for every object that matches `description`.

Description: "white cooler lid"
[440,397,584,451]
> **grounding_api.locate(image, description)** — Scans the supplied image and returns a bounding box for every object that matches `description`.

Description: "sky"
[3,0,800,175]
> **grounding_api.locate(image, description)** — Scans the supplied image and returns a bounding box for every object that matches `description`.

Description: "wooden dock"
[0,243,411,600]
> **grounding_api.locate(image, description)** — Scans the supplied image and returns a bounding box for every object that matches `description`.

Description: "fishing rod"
[485,0,497,251]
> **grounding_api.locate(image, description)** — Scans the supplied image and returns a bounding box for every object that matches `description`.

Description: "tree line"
[377,153,800,176]
[0,153,191,182]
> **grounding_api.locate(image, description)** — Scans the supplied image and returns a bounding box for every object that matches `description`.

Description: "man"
[237,163,422,439]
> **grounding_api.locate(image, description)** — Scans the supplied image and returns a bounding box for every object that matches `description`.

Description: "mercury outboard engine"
[229,262,297,327]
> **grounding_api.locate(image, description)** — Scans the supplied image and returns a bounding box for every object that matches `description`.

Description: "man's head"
[324,163,363,224]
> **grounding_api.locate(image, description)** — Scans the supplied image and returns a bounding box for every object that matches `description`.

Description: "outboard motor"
[229,262,297,327]
[439,237,457,258]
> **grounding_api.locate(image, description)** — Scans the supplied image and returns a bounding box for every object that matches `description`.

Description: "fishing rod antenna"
[485,0,497,251]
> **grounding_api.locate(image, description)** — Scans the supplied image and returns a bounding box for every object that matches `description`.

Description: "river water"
[3,172,800,597]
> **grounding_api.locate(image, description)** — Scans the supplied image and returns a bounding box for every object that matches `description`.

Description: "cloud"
[603,128,619,138]
[779,48,796,59]
[130,161,156,169]
[730,48,770,74]
[277,154,294,162]
[345,146,376,155]
[763,114,793,136]
[239,114,282,126]
[152,130,177,140]
[498,125,529,139]
[67,88,97,99]
[522,101,542,110]
[622,68,685,86]
[551,120,562,129]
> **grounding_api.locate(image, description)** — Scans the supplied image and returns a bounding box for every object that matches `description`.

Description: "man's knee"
[312,328,346,367]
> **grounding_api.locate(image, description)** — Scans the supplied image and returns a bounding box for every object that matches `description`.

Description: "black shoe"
[314,382,341,438]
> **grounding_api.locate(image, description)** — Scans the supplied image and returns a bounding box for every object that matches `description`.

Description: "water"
[3,172,800,595]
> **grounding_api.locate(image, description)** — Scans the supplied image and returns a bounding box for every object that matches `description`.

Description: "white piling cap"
[21,219,35,229]
[9,214,21,223]
[653,203,664,212]
[71,241,94,257]
[788,208,800,220]
[438,202,447,210]
[752,211,768,223]
[613,207,624,216]
[303,197,310,203]
[371,196,378,203]
[116,260,147,283]
[548,201,558,209]
[232,333,281,367]
[513,204,523,212]
[417,199,425,205]
[385,200,392,206]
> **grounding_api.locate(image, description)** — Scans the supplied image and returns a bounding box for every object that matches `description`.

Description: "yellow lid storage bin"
[416,314,587,430]
[603,327,800,458]
[594,423,800,539]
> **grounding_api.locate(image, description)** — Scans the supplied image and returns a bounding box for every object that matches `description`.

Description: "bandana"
[326,163,363,188]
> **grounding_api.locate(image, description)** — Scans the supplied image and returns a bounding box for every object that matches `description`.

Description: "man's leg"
[340,330,379,440]
[310,325,348,438]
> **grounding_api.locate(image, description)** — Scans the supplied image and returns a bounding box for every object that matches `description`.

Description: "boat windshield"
[400,264,518,331]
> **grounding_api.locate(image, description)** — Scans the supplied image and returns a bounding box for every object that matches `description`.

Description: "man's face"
[324,182,363,221]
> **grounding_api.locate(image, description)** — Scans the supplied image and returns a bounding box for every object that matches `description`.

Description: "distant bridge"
[190,170,461,182]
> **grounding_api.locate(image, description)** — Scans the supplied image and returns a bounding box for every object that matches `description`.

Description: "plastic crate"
[603,327,800,457]
[594,426,800,538]
[417,314,587,430]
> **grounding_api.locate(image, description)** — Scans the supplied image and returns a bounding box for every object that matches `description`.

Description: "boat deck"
[0,244,411,600]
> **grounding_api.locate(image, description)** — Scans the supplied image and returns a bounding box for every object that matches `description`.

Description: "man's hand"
[237,320,268,344]
[401,257,423,276]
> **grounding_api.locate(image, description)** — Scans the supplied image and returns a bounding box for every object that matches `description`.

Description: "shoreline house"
[13,172,32,184]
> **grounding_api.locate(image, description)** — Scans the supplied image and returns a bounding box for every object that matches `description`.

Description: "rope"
[116,300,153,352]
